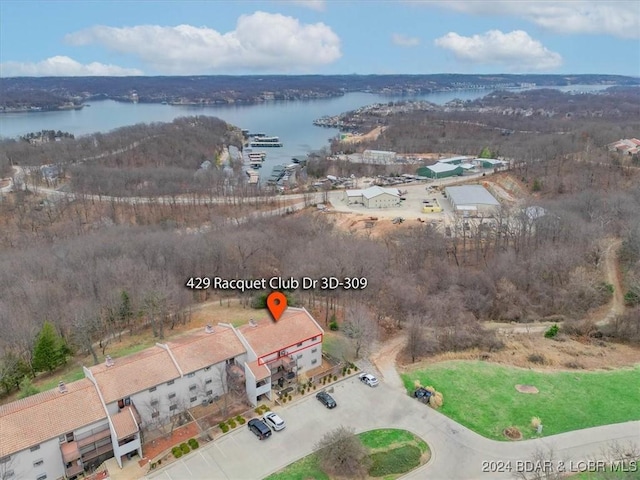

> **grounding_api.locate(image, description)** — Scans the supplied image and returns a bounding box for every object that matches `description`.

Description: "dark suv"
[316,391,337,409]
[414,387,432,403]
[248,418,272,439]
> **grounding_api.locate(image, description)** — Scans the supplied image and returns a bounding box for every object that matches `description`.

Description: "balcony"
[268,356,294,374]
[65,462,83,478]
[82,442,113,461]
[61,442,81,463]
[76,427,110,448]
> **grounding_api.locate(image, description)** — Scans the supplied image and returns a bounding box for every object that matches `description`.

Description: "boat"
[250,140,283,147]
[249,134,282,147]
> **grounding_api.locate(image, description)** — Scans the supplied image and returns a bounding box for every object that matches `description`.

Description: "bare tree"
[315,426,371,479]
[342,304,379,359]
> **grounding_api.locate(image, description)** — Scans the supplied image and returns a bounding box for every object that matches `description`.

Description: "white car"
[359,373,379,387]
[262,411,286,431]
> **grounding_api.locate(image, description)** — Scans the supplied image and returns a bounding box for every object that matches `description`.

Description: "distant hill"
[1,74,638,111]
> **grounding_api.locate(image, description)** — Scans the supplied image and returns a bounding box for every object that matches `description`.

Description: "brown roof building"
[0,378,106,457]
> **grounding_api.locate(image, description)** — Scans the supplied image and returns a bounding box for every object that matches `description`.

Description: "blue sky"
[1,0,638,76]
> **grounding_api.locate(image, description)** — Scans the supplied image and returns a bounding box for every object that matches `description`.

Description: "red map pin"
[266,291,287,322]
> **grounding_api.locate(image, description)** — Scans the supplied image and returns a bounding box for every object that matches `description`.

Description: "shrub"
[254,407,261,414]
[237,417,246,425]
[329,321,339,331]
[313,385,317,390]
[180,443,190,454]
[333,375,337,381]
[172,447,183,458]
[544,324,559,338]
[150,463,156,469]
[188,438,199,449]
[530,417,541,430]
[428,391,444,409]
[531,179,542,192]
[282,397,287,404]
[218,422,226,429]
[624,290,639,306]
[527,353,546,365]
[228,419,237,429]
[288,395,292,402]
[235,415,243,422]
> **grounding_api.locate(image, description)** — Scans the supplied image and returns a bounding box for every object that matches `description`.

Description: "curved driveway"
[146,376,639,480]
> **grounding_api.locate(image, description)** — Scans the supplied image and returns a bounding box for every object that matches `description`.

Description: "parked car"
[358,373,379,387]
[248,418,272,439]
[413,387,433,403]
[316,391,337,409]
[262,411,286,431]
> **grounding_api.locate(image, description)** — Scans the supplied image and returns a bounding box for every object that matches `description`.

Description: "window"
[206,389,213,396]
[30,445,40,452]
[148,386,157,393]
[297,342,303,347]
[312,336,318,341]
[296,354,303,359]
[36,475,47,480]
[167,380,174,386]
[311,359,318,365]
[189,384,196,391]
[150,399,159,407]
[204,366,211,371]
[169,404,177,411]
[33,459,44,467]
[59,435,66,444]
[151,412,159,418]
[168,392,176,400]
[66,432,74,442]
[205,378,212,385]
[312,348,318,354]
[190,396,197,403]
[187,372,195,378]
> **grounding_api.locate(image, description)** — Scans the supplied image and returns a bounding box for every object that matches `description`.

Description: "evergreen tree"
[32,321,67,373]
[18,376,39,399]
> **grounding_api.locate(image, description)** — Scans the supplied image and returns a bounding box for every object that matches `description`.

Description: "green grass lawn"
[265,429,429,480]
[263,455,328,480]
[402,361,640,441]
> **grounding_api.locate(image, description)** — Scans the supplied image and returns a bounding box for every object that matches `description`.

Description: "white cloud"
[435,30,562,71]
[391,33,420,47]
[64,12,341,74]
[0,56,143,77]
[429,1,640,39]
[289,0,326,11]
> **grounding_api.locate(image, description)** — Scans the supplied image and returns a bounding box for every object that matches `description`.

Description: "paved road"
[146,376,639,480]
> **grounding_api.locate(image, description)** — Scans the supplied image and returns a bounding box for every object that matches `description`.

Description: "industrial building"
[476,158,508,170]
[362,150,397,164]
[445,185,501,216]
[343,185,401,208]
[416,162,464,179]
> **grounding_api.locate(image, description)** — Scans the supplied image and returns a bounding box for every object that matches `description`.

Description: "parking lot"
[147,376,433,480]
[146,374,640,480]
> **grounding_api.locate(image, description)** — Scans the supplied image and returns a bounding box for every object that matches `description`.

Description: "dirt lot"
[399,332,640,372]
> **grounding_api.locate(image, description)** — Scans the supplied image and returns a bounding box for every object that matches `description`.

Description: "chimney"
[105,355,115,367]
[58,381,68,394]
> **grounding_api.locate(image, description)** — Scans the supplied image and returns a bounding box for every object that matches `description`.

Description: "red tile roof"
[246,360,271,381]
[89,346,181,404]
[167,326,246,374]
[0,379,106,456]
[238,307,323,359]
[111,406,138,440]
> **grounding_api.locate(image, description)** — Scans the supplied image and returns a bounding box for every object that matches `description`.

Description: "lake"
[0,84,612,175]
